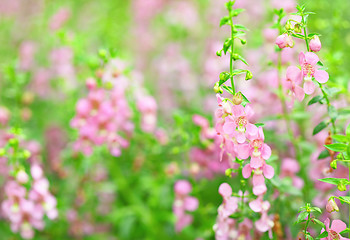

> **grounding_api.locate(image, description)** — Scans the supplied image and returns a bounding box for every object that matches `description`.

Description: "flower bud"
[16,169,29,184]
[216,50,222,57]
[240,39,247,45]
[330,160,337,169]
[22,150,31,159]
[285,21,293,31]
[309,36,321,52]
[225,168,233,178]
[213,82,223,94]
[232,53,240,61]
[245,71,253,80]
[219,72,230,82]
[326,198,339,213]
[337,182,347,191]
[232,92,243,105]
[275,34,294,49]
[294,24,302,33]
[0,148,5,156]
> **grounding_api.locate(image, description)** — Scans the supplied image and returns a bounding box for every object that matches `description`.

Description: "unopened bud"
[275,34,294,49]
[216,50,222,57]
[326,198,339,213]
[225,168,233,178]
[294,24,302,33]
[16,169,28,184]
[22,150,31,159]
[232,53,240,61]
[285,21,293,31]
[0,148,5,156]
[245,71,253,80]
[232,92,243,105]
[219,72,230,82]
[240,39,247,45]
[330,160,337,169]
[8,138,19,148]
[213,82,223,94]
[337,182,347,191]
[309,36,321,52]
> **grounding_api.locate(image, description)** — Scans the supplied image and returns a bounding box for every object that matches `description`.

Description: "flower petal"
[304,52,319,66]
[303,80,316,95]
[314,70,329,83]
[263,164,274,179]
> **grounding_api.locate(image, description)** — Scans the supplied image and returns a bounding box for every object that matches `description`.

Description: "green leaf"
[318,149,330,160]
[306,234,314,240]
[223,38,232,54]
[313,218,325,229]
[346,124,350,136]
[338,196,350,205]
[340,228,350,235]
[295,211,308,224]
[220,16,231,27]
[309,207,322,214]
[241,93,250,107]
[219,72,231,86]
[338,108,350,117]
[234,24,248,31]
[308,33,321,38]
[318,178,350,186]
[324,143,347,152]
[255,123,265,127]
[222,85,233,95]
[332,134,349,143]
[308,95,324,105]
[316,231,328,239]
[324,87,340,97]
[328,105,338,121]
[234,54,248,65]
[313,121,328,135]
[292,33,305,39]
[231,8,245,16]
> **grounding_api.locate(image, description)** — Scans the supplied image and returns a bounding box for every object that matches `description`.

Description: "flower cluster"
[173,180,198,232]
[1,143,57,239]
[71,58,159,157]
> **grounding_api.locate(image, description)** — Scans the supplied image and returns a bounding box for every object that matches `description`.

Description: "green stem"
[276,52,300,160]
[304,212,311,236]
[302,15,310,52]
[317,82,337,134]
[229,4,235,94]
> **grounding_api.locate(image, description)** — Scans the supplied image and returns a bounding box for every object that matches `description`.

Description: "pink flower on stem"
[298,52,329,94]
[243,163,274,195]
[275,33,294,49]
[285,66,305,102]
[218,183,238,218]
[309,36,322,52]
[173,180,198,232]
[223,105,258,144]
[236,127,271,168]
[321,218,350,240]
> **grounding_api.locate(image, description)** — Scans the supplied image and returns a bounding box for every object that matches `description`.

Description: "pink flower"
[326,198,339,213]
[173,180,198,232]
[321,218,350,240]
[218,183,238,218]
[275,34,294,49]
[236,127,271,167]
[223,105,258,143]
[298,52,329,94]
[285,66,305,102]
[309,36,322,52]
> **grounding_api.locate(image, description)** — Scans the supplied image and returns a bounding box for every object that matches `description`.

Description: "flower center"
[329,230,340,240]
[236,116,248,127]
[251,139,263,149]
[302,63,315,76]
